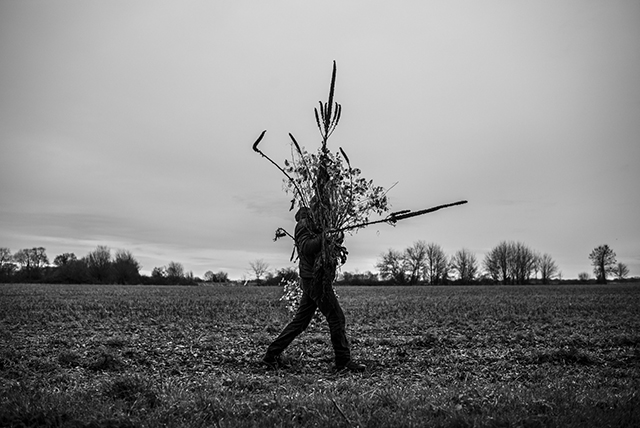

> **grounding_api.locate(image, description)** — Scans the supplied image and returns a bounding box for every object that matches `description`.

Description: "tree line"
[373,241,630,285]
[0,246,230,285]
[374,240,556,285]
[1,242,632,286]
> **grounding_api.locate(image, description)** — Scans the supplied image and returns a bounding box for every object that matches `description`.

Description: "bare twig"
[332,200,468,233]
[330,397,354,427]
[274,200,468,241]
[288,133,313,210]
[252,130,308,207]
[273,227,293,241]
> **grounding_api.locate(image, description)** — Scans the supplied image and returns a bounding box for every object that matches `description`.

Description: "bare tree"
[0,247,16,277]
[450,248,478,284]
[588,244,617,284]
[404,241,428,284]
[483,241,512,284]
[613,262,629,280]
[578,272,590,282]
[483,241,537,285]
[54,253,77,266]
[538,253,558,284]
[0,247,11,265]
[152,266,166,279]
[216,271,230,283]
[425,242,447,285]
[13,249,29,271]
[32,247,49,269]
[113,249,141,284]
[204,270,229,283]
[13,247,49,279]
[376,249,406,284]
[166,261,185,279]
[249,259,270,283]
[511,242,537,284]
[85,245,112,283]
[14,247,49,270]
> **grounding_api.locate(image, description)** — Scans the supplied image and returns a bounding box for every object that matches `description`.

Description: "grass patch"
[1,283,639,426]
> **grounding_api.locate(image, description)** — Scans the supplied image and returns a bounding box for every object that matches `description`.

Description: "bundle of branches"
[283,141,389,235]
[254,61,390,301]
[287,62,389,301]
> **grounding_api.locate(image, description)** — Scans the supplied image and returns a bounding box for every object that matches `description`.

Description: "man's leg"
[264,291,317,359]
[316,287,351,366]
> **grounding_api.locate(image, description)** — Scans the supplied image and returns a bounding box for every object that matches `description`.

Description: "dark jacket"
[294,207,322,278]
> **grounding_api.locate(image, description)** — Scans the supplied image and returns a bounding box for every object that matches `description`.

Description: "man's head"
[295,206,311,222]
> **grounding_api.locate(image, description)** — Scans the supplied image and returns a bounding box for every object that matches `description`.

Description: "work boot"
[334,360,366,373]
[262,353,289,370]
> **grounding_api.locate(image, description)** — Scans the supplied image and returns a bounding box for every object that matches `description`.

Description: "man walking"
[262,205,365,372]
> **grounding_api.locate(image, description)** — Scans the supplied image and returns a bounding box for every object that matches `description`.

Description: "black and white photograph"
[1,1,639,426]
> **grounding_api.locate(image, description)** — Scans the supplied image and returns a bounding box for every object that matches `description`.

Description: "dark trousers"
[266,278,351,365]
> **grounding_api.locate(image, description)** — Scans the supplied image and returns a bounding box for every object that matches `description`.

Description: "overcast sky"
[1,0,638,280]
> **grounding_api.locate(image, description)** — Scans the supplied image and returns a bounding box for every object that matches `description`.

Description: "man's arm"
[295,220,322,257]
